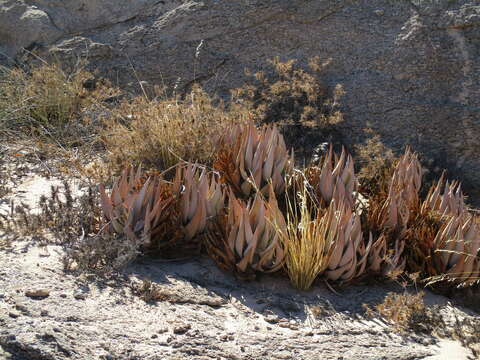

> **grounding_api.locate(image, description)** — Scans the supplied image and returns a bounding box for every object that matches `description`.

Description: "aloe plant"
[215,122,293,198]
[324,200,371,282]
[365,148,422,276]
[99,167,177,250]
[431,214,480,286]
[173,163,225,240]
[305,146,357,208]
[206,185,286,276]
[422,172,466,218]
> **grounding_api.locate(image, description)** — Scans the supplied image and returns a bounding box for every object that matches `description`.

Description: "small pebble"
[8,311,20,319]
[15,302,28,313]
[157,327,168,334]
[265,314,279,324]
[173,322,191,334]
[25,288,50,299]
[74,292,87,300]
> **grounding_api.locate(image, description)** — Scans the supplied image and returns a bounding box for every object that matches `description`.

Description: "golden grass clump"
[0,62,117,145]
[282,184,334,290]
[102,86,250,171]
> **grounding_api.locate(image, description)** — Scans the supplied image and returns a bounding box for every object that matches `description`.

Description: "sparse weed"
[364,291,442,334]
[63,231,140,273]
[355,131,398,196]
[0,181,101,244]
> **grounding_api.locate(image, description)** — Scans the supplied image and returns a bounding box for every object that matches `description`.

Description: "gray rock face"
[1,0,479,202]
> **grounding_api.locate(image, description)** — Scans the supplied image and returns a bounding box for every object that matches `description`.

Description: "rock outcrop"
[1,0,479,202]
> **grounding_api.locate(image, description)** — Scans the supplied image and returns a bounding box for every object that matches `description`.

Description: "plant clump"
[2,59,478,293]
[214,122,294,198]
[91,120,480,289]
[232,57,343,128]
[206,185,286,278]
[0,62,117,146]
[102,86,250,171]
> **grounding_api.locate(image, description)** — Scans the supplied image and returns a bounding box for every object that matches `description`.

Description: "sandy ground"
[0,238,477,360]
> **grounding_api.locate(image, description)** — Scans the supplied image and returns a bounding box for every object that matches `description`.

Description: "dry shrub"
[232,57,343,128]
[0,182,102,243]
[365,291,441,334]
[0,146,12,199]
[366,290,480,356]
[0,62,117,146]
[0,178,141,272]
[232,57,344,163]
[355,132,398,197]
[403,206,443,276]
[63,232,140,273]
[102,86,250,171]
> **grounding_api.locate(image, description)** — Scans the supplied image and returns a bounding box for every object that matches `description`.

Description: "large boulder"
[1,0,479,202]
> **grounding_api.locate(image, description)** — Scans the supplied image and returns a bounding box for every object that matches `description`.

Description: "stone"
[73,291,87,300]
[0,0,479,203]
[8,311,20,319]
[25,288,50,299]
[172,322,191,335]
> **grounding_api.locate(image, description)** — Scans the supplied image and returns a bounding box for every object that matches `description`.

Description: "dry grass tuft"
[102,86,250,171]
[0,62,117,146]
[282,181,333,290]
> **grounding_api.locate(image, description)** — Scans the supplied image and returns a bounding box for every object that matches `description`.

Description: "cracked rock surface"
[1,0,479,203]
